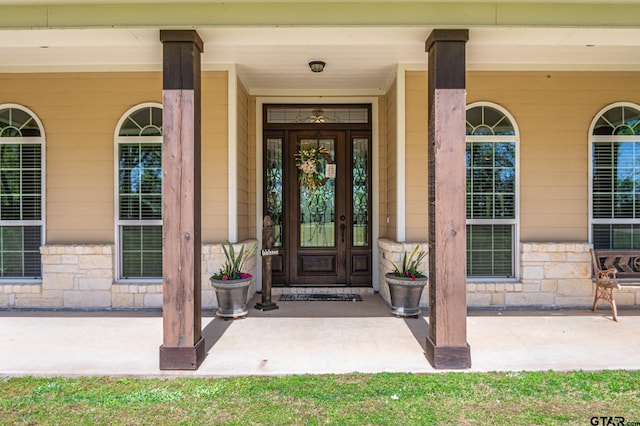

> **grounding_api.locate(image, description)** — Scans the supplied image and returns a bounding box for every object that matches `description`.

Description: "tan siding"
[403,70,640,243]
[0,71,232,244]
[236,80,250,241]
[7,70,637,248]
[385,79,398,240]
[404,71,428,241]
[0,72,162,244]
[467,71,640,241]
[201,71,229,242]
[378,90,389,239]
[247,94,257,239]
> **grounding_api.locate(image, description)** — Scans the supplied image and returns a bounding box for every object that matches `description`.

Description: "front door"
[264,105,372,286]
[289,130,347,284]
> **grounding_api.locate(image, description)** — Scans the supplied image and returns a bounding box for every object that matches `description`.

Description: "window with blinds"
[116,104,163,279]
[0,106,44,279]
[466,104,518,279]
[591,104,640,249]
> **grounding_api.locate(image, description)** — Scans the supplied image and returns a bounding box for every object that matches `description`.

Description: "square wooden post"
[159,30,205,370]
[425,29,472,369]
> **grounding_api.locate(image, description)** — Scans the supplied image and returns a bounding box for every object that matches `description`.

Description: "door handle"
[340,223,346,242]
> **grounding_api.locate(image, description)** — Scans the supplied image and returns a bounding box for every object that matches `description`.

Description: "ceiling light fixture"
[309,61,326,73]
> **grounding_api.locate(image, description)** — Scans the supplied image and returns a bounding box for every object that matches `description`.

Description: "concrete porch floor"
[1,293,639,377]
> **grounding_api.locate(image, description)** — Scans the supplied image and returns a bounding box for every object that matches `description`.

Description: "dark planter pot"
[210,277,252,318]
[385,273,428,318]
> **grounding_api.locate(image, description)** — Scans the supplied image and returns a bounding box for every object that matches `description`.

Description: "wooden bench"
[589,249,640,321]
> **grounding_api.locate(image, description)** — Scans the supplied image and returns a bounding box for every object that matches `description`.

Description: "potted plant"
[210,240,257,319]
[385,245,428,318]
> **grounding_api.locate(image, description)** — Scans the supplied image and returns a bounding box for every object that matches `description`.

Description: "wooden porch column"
[159,30,205,370]
[424,29,471,369]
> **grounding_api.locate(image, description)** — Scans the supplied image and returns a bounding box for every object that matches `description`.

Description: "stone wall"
[39,244,114,308]
[468,242,640,309]
[0,240,258,310]
[3,239,639,310]
[378,239,640,309]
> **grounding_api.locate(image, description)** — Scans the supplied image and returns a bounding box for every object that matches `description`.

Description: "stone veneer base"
[1,240,639,310]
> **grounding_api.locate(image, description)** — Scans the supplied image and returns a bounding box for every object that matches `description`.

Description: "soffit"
[1,26,639,93]
[0,27,640,93]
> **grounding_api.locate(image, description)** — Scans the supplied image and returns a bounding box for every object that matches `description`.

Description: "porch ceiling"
[1,26,640,93]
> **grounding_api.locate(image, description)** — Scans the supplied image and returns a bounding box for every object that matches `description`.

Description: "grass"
[1,371,639,425]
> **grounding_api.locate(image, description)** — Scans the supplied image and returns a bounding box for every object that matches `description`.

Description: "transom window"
[466,103,518,278]
[590,103,640,249]
[266,106,369,124]
[0,105,44,279]
[115,104,163,280]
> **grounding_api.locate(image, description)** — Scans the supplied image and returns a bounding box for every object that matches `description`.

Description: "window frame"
[465,101,520,281]
[0,103,45,282]
[588,102,640,249]
[114,102,163,282]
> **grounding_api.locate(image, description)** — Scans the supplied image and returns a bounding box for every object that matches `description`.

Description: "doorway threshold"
[271,287,375,296]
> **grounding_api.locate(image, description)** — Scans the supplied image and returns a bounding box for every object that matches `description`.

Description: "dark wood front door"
[288,130,347,284]
[264,106,372,287]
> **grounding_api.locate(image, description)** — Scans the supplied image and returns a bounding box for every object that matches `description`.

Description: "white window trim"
[588,101,640,246]
[113,102,163,283]
[465,101,520,282]
[0,103,45,283]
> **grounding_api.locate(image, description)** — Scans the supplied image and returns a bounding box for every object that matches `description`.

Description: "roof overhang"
[1,1,639,93]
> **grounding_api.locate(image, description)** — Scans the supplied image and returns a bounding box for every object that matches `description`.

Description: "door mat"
[279,293,363,302]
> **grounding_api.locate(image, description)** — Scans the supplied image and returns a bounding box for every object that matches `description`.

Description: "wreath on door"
[295,143,333,191]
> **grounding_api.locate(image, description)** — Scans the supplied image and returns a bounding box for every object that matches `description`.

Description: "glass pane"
[472,143,494,168]
[593,224,640,250]
[495,142,515,168]
[119,107,162,137]
[494,194,515,219]
[0,144,19,167]
[0,144,42,221]
[265,138,283,247]
[592,224,612,249]
[467,141,516,220]
[299,138,335,247]
[594,106,640,136]
[119,143,162,220]
[467,224,513,278]
[612,224,633,248]
[352,138,368,247]
[121,225,162,278]
[267,107,368,124]
[592,141,640,220]
[472,169,493,192]
[0,225,41,278]
[0,108,41,137]
[466,106,515,136]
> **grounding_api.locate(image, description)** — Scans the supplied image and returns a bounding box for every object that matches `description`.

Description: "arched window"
[115,104,162,280]
[0,105,44,279]
[590,103,640,249]
[466,103,519,279]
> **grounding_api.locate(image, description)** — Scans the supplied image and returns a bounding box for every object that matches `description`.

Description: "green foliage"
[211,240,257,280]
[389,245,427,279]
[295,143,331,191]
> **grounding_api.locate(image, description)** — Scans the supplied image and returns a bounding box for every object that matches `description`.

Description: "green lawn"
[1,371,639,425]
